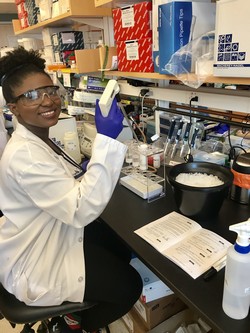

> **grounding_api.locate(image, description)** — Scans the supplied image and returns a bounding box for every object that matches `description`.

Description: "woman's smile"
[39,109,57,118]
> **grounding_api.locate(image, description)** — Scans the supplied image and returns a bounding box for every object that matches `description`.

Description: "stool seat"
[0,283,95,324]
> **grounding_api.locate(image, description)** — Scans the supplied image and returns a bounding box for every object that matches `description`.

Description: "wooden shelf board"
[104,71,250,85]
[95,0,113,6]
[95,0,143,8]
[13,0,112,35]
[13,13,75,35]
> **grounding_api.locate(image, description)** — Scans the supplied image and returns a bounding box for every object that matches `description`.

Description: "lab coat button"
[78,237,83,242]
[78,276,83,282]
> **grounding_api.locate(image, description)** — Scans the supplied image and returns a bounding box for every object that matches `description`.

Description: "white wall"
[0,23,18,48]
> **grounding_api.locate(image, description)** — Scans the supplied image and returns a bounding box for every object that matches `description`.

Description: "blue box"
[158,1,215,75]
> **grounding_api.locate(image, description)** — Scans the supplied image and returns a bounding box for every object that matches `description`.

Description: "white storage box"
[130,257,173,303]
[213,0,250,77]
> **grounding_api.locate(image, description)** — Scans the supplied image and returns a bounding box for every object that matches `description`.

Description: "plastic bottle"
[222,219,250,319]
[63,131,81,164]
[71,60,76,69]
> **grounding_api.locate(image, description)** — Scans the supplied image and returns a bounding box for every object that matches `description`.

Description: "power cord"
[139,88,150,132]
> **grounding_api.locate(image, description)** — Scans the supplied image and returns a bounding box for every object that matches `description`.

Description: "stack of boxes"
[51,31,84,65]
[15,0,72,29]
[15,0,40,29]
[122,258,186,333]
[113,1,154,72]
[113,0,216,75]
[42,27,64,64]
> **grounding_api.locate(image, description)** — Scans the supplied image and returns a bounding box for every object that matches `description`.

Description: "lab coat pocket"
[14,273,62,306]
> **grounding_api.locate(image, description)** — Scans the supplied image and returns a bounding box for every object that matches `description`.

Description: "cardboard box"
[117,38,154,72]
[134,295,187,329]
[74,46,117,73]
[52,31,84,51]
[131,258,173,303]
[213,0,250,77]
[148,308,212,333]
[158,1,216,74]
[122,308,148,333]
[113,1,152,42]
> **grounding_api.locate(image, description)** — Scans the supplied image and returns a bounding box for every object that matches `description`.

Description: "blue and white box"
[158,1,216,74]
[214,0,250,77]
[130,257,173,303]
[153,0,212,73]
[152,0,168,73]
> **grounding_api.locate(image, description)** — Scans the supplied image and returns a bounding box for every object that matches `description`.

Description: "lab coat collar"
[14,123,48,147]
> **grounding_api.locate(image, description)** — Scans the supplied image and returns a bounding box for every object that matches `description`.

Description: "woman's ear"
[7,103,19,116]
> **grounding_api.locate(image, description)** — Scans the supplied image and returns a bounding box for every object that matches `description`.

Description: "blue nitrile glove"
[81,159,90,172]
[95,97,124,139]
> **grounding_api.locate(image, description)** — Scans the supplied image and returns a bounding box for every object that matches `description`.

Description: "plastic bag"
[165,31,215,89]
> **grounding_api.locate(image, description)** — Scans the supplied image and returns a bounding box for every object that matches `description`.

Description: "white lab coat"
[0,123,127,306]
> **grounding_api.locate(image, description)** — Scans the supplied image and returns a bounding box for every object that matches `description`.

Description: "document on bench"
[134,211,231,279]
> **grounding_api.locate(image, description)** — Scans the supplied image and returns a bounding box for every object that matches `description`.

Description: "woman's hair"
[0,47,50,103]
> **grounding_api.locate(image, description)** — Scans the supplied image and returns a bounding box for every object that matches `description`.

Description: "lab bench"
[100,175,250,333]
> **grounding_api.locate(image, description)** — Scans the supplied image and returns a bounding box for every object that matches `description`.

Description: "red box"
[15,0,25,5]
[17,2,27,19]
[20,15,29,29]
[117,37,154,72]
[113,1,152,41]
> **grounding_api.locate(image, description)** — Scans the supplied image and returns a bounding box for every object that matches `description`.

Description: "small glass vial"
[132,147,140,167]
[124,140,133,164]
[153,154,161,168]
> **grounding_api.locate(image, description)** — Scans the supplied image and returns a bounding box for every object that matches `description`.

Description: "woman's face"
[8,72,61,133]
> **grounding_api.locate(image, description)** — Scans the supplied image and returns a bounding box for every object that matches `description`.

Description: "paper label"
[121,6,134,28]
[52,34,59,46]
[125,40,139,60]
[63,73,71,87]
[61,32,76,44]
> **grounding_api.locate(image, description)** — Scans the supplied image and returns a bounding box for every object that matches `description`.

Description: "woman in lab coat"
[0,47,142,333]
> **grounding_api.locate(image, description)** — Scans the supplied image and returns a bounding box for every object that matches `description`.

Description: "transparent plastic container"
[222,245,250,319]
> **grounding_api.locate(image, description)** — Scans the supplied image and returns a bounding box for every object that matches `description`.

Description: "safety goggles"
[12,85,60,106]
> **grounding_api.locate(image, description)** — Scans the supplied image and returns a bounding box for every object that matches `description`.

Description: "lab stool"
[0,283,96,333]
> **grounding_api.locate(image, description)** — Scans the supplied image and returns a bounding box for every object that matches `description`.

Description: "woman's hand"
[95,98,124,139]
